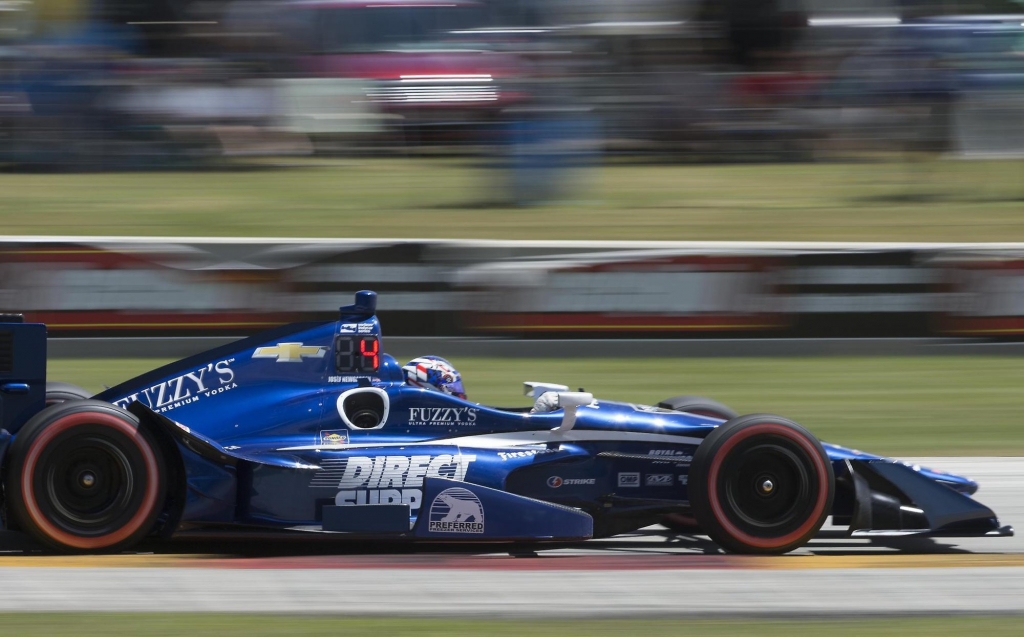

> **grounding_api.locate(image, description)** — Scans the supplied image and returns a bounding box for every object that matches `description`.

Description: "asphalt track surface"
[1,458,1022,616]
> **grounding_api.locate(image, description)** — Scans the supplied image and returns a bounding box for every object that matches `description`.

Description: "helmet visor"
[444,379,466,400]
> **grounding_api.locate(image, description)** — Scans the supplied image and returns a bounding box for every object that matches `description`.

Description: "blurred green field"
[1,158,1023,240]
[0,614,1021,637]
[50,355,1024,456]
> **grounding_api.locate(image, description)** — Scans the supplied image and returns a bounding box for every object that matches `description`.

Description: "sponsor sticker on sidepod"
[311,454,476,512]
[319,430,349,446]
[646,474,673,486]
[428,487,484,534]
[618,472,640,488]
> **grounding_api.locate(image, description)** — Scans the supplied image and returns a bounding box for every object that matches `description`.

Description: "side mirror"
[523,381,569,398]
[552,392,594,433]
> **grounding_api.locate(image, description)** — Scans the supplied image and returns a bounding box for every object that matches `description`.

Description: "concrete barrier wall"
[5,237,1024,339]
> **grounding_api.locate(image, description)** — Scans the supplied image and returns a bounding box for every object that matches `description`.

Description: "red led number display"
[334,335,379,373]
[359,336,379,371]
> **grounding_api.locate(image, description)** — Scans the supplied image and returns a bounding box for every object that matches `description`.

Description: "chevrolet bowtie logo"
[252,343,327,363]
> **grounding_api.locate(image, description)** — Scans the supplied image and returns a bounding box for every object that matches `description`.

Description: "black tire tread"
[5,400,166,553]
[689,413,834,555]
[657,395,738,420]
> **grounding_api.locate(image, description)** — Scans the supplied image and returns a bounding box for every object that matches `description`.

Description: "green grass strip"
[2,158,1023,240]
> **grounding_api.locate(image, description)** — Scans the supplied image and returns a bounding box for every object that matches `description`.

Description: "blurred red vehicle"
[285,0,527,144]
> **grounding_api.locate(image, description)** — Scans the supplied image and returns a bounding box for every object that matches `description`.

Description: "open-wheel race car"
[0,292,1012,553]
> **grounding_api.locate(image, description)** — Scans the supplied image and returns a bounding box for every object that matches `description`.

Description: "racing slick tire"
[657,396,738,420]
[6,400,167,553]
[657,396,737,534]
[689,414,834,554]
[45,381,92,406]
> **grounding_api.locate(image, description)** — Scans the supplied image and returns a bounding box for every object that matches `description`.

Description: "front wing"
[839,459,1013,538]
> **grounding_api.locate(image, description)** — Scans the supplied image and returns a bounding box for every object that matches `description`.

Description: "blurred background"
[2,0,1024,453]
[3,2,1024,632]
[1,0,1022,172]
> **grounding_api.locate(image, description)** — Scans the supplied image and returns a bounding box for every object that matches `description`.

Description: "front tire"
[657,395,737,420]
[6,400,166,552]
[689,414,833,554]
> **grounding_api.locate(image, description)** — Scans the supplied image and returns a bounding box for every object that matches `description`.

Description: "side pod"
[412,477,594,541]
[846,459,1013,538]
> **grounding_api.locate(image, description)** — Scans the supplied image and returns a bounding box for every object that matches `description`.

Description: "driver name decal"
[112,359,237,413]
[311,454,476,511]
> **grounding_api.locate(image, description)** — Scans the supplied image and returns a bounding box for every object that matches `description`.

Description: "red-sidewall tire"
[6,400,166,553]
[689,414,834,554]
[657,395,738,421]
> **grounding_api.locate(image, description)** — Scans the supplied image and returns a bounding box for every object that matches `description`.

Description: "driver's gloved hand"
[531,391,560,413]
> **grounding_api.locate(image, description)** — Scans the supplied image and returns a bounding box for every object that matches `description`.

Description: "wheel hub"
[78,471,97,489]
[758,477,775,495]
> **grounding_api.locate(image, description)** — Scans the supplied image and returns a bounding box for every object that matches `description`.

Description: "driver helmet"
[402,356,466,400]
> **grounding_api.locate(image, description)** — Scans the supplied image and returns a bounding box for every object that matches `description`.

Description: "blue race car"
[0,292,1012,553]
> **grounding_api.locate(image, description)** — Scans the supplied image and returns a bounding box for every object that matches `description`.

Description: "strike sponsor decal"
[311,454,476,512]
[112,359,237,413]
[408,407,478,427]
[645,473,673,486]
[547,476,596,488]
[618,472,640,488]
[319,430,349,446]
[428,487,484,534]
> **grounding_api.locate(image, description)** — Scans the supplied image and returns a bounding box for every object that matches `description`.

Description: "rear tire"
[45,381,92,406]
[689,414,833,554]
[6,400,166,552]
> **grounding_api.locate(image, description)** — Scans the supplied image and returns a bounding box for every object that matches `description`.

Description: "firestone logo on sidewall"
[428,487,484,534]
[112,359,237,414]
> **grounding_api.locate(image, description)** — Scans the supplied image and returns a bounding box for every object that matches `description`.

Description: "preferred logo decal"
[547,476,563,488]
[618,472,640,488]
[253,343,327,363]
[428,487,484,534]
[319,430,349,446]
